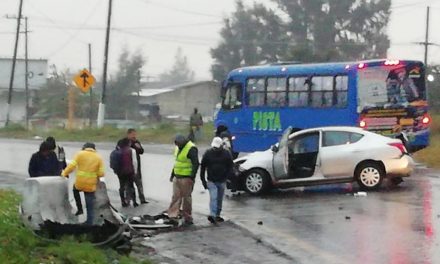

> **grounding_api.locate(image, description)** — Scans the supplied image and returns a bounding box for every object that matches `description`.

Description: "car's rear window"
[322,131,364,147]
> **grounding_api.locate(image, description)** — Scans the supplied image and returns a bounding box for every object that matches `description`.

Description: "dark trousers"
[118,173,136,205]
[73,187,95,225]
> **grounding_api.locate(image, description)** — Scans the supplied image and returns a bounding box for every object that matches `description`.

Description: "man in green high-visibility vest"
[167,134,199,226]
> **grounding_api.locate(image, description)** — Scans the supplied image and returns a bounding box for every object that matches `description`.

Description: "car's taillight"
[388,142,407,154]
[359,119,367,128]
[422,114,431,125]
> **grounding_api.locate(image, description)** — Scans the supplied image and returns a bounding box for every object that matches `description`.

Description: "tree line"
[210,0,391,81]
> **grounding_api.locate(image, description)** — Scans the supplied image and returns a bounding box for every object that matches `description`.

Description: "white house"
[0,58,48,125]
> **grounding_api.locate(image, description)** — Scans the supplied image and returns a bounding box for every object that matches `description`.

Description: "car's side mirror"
[271,145,279,152]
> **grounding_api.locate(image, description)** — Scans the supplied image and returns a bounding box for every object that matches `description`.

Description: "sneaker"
[215,216,225,222]
[183,220,194,227]
[166,218,179,226]
[207,216,216,224]
[121,202,129,207]
[75,209,83,216]
[133,202,139,207]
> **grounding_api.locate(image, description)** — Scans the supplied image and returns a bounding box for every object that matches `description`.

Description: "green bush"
[414,113,440,168]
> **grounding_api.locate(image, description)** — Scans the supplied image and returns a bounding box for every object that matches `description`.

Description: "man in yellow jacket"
[61,142,104,225]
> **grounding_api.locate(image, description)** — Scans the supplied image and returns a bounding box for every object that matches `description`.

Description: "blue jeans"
[73,187,96,225]
[207,181,226,217]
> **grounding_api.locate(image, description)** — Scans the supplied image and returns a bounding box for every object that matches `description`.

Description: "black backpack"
[109,148,122,174]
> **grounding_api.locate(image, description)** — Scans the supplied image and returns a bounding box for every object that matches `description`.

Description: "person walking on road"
[200,137,233,224]
[45,136,67,171]
[189,108,203,142]
[28,141,61,177]
[167,134,199,226]
[126,128,148,204]
[61,142,104,225]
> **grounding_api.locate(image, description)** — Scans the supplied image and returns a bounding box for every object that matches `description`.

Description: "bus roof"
[227,59,424,79]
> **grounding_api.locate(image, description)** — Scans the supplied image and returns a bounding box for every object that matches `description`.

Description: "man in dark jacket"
[28,141,61,177]
[126,128,148,204]
[167,134,199,226]
[45,136,67,171]
[200,137,233,224]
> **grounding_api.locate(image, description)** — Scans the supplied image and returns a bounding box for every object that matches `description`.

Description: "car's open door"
[272,127,292,180]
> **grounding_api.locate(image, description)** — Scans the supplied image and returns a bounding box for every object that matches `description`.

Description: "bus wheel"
[355,162,384,191]
[243,169,270,195]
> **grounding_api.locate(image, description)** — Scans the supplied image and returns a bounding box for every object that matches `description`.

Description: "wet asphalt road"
[1,138,440,263]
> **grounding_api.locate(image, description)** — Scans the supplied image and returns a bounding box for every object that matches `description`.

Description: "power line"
[26,0,103,57]
[135,0,221,18]
[29,20,223,31]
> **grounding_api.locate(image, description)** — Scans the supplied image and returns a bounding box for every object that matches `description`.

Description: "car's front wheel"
[243,169,271,195]
[356,162,385,191]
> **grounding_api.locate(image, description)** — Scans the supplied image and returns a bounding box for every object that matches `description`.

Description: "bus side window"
[311,76,333,108]
[246,78,265,107]
[335,76,348,107]
[267,77,287,107]
[288,77,309,107]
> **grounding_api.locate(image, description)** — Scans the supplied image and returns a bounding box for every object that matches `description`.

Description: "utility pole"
[415,6,433,66]
[24,17,29,130]
[424,6,430,66]
[5,0,24,127]
[97,0,113,128]
[88,43,93,127]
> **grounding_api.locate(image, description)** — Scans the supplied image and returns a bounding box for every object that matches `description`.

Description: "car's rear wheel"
[243,169,270,195]
[356,162,384,191]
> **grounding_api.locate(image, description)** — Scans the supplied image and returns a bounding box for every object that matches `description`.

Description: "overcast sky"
[0,0,439,81]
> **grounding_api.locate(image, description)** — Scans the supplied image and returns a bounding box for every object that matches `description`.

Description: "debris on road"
[354,191,367,197]
[128,214,176,230]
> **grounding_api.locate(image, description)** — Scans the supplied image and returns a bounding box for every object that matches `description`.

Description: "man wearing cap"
[200,137,233,224]
[61,142,104,225]
[167,135,199,226]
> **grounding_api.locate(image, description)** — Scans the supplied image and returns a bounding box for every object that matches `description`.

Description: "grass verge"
[0,189,151,264]
[0,122,215,145]
[413,114,440,168]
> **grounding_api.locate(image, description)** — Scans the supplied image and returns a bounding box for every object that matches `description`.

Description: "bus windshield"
[222,83,243,110]
[357,63,425,109]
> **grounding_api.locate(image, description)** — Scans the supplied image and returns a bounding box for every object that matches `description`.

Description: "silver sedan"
[232,126,414,195]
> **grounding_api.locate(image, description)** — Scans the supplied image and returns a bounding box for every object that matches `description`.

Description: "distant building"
[0,58,48,125]
[137,81,220,122]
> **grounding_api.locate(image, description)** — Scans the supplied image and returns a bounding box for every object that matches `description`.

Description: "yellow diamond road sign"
[73,69,95,93]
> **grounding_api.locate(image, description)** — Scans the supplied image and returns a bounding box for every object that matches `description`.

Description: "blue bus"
[215,59,430,153]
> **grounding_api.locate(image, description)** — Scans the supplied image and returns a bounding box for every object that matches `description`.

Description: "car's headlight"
[234,160,246,172]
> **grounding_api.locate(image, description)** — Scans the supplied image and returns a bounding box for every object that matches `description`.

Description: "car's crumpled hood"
[234,149,273,164]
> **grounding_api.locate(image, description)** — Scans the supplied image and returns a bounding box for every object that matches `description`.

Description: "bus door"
[272,127,292,180]
[287,132,320,179]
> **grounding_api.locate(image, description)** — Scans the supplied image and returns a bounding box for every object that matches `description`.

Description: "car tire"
[243,169,270,195]
[356,162,384,191]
